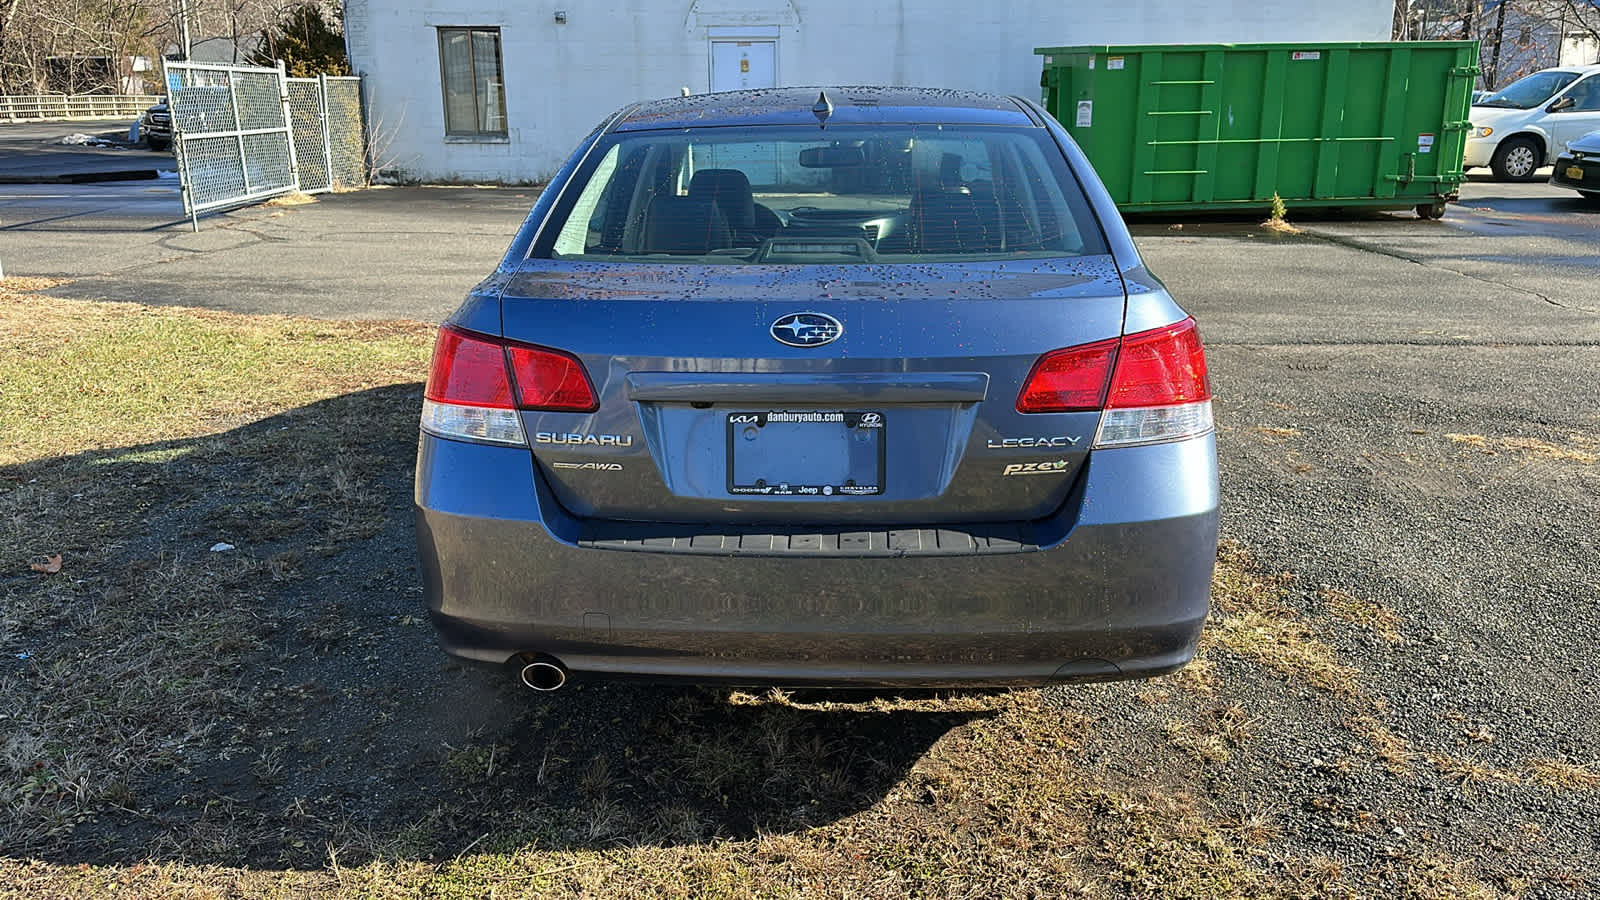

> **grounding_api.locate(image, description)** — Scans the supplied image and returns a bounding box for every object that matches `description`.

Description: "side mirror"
[1548,96,1577,113]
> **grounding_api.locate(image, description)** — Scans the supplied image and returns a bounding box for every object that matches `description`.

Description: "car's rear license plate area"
[1567,165,1585,181]
[726,411,885,496]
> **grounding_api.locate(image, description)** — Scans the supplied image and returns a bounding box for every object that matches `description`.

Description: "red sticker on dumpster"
[1291,51,1321,61]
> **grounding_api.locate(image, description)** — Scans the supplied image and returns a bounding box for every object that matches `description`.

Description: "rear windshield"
[533,125,1106,264]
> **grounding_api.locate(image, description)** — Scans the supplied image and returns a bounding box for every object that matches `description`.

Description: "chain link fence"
[285,75,367,194]
[165,62,366,229]
[324,77,366,190]
[286,78,331,193]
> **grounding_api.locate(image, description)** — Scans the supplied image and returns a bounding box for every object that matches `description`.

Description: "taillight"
[425,327,515,409]
[421,326,597,445]
[506,346,599,412]
[1105,318,1210,410]
[1015,337,1118,413]
[1018,317,1213,449]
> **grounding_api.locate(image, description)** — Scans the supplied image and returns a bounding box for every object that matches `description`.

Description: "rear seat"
[910,188,1001,253]
[641,194,733,254]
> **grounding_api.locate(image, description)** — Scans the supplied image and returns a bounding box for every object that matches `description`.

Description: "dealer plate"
[726,411,885,496]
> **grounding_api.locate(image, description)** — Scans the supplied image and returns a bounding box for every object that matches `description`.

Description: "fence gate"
[285,77,331,193]
[166,62,366,229]
[284,75,368,194]
[165,61,298,227]
[322,77,367,190]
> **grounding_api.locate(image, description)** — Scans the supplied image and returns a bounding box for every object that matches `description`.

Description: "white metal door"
[710,40,776,92]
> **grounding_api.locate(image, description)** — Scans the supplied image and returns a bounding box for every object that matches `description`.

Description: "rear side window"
[537,125,1105,264]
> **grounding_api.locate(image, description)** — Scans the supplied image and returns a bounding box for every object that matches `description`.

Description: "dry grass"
[1249,425,1301,439]
[1425,753,1522,787]
[0,296,1585,897]
[1321,586,1403,643]
[0,276,71,296]
[1526,759,1600,790]
[0,292,431,464]
[1165,654,1218,695]
[1349,715,1415,775]
[0,294,432,857]
[1498,436,1597,465]
[1164,704,1258,763]
[262,191,318,207]
[1443,432,1597,465]
[1207,544,1360,695]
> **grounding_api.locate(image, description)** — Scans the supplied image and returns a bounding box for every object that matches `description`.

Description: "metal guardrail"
[0,94,162,121]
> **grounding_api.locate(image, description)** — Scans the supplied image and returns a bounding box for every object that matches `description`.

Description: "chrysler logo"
[770,312,843,347]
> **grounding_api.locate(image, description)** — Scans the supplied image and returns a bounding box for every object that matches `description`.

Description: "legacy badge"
[988,435,1080,449]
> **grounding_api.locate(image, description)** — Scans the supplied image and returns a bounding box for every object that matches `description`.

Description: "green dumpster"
[1035,41,1480,217]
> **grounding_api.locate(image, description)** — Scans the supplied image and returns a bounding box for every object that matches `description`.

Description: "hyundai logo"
[770,312,843,347]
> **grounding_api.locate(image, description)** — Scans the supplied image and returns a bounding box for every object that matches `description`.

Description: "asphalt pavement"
[2,175,1593,320]
[0,184,536,316]
[0,120,173,182]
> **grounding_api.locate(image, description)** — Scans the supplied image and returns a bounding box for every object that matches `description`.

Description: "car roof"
[612,86,1037,132]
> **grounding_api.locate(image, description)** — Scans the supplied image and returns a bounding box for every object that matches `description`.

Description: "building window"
[438,27,506,137]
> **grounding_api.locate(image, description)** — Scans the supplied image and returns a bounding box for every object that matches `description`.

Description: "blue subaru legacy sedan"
[415,87,1218,691]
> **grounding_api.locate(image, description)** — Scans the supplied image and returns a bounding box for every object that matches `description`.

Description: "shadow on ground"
[1,385,988,869]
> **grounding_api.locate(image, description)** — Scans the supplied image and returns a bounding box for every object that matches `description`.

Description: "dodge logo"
[770,312,843,347]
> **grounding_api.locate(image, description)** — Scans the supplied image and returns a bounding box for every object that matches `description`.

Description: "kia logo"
[770,312,843,348]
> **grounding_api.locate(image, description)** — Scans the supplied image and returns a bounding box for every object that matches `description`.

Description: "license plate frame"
[726,410,885,497]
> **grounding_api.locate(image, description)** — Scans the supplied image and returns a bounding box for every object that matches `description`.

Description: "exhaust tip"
[518,658,567,691]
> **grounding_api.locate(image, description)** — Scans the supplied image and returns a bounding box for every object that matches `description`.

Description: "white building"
[343,0,1395,183]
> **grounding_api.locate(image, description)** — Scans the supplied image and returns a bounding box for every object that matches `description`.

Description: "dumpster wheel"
[1415,199,1447,220]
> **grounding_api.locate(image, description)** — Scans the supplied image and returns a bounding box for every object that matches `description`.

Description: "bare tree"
[0,0,333,93]
[1519,0,1600,62]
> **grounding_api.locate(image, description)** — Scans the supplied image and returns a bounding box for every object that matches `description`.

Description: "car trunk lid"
[498,257,1127,526]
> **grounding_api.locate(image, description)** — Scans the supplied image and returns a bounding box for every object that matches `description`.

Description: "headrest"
[689,168,756,228]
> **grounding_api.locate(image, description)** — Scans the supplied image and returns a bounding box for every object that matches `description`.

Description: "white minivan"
[1464,64,1600,180]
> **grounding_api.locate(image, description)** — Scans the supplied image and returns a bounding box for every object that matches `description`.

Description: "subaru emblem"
[770,312,843,348]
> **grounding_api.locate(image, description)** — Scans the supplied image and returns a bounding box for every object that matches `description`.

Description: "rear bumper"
[1550,154,1600,192]
[414,432,1219,687]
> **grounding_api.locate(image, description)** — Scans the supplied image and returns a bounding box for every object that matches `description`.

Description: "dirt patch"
[1,276,71,295]
[263,191,318,207]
